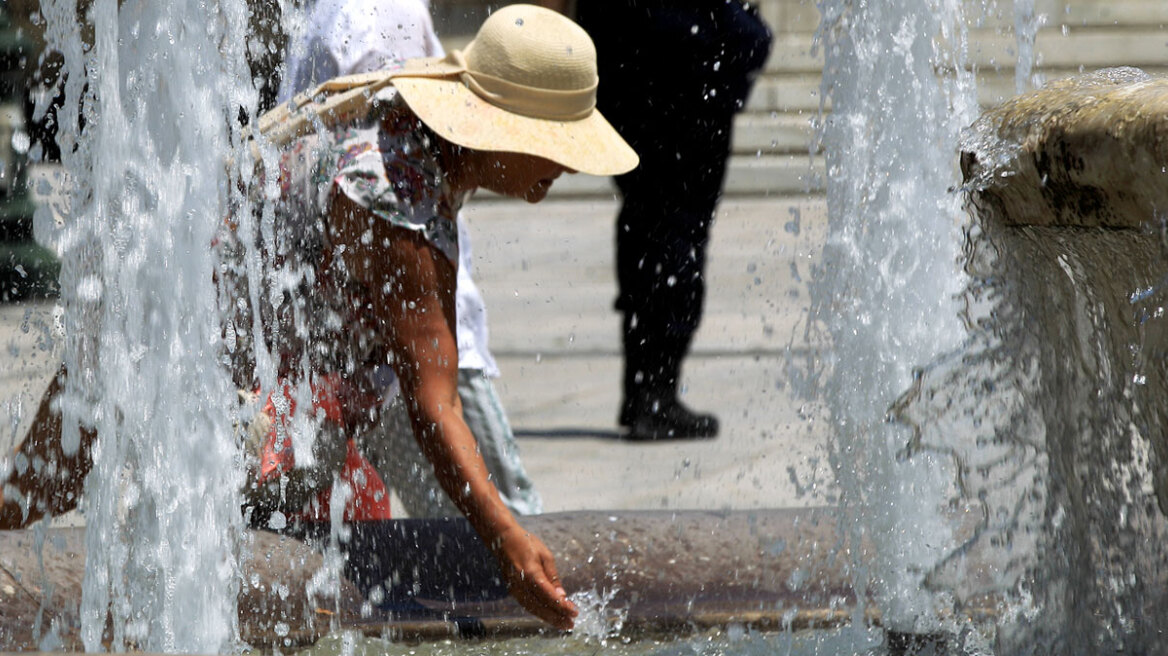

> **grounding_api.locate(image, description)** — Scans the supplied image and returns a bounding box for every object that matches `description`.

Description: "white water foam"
[805,0,979,637]
[34,0,275,650]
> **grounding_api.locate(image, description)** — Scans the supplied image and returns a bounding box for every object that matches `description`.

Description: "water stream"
[16,0,1168,654]
[903,66,1168,654]
[803,0,979,638]
[31,0,1001,650]
[35,0,263,650]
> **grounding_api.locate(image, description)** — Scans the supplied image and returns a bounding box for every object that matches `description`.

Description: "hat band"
[446,50,597,121]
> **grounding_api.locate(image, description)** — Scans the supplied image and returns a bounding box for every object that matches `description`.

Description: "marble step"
[498,153,827,200]
[759,26,1168,77]
[743,64,1168,119]
[431,0,1168,37]
[758,0,1168,34]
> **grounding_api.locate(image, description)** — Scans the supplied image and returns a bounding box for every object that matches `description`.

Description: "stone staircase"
[447,0,1168,199]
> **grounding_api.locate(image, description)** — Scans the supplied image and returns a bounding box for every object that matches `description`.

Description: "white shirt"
[280,0,444,101]
[281,0,500,377]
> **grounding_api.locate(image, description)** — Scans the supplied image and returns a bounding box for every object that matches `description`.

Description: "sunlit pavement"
[0,193,834,521]
[464,195,832,513]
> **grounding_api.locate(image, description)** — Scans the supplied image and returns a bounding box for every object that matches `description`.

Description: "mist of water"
[1012,0,1042,94]
[807,0,979,636]
[24,0,1165,653]
[34,0,266,650]
[805,2,1165,651]
[900,65,1168,654]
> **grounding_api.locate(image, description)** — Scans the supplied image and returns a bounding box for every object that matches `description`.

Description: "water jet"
[4,1,1168,655]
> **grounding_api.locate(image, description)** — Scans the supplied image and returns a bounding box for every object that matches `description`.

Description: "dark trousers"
[612,109,733,400]
[577,1,770,404]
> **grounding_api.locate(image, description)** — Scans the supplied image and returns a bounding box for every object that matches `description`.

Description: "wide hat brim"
[391,60,638,177]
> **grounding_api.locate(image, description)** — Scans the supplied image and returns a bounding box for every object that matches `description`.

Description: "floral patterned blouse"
[222,87,465,418]
[274,87,461,264]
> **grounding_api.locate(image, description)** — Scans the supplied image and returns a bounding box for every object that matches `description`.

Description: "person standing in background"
[279,0,543,516]
[568,0,772,441]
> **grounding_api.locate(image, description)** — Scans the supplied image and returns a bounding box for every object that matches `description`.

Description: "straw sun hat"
[388,4,638,177]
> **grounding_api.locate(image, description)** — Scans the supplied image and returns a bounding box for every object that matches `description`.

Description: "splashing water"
[34,0,271,650]
[806,0,978,636]
[903,66,1168,654]
[1012,0,1044,94]
[568,588,628,647]
[24,0,1163,653]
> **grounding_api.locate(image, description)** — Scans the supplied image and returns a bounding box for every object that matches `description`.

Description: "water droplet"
[78,275,103,301]
[11,131,30,154]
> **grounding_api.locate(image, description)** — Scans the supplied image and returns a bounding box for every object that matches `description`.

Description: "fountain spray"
[809,0,978,638]
[35,0,267,650]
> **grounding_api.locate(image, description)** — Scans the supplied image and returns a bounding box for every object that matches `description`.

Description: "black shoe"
[620,397,719,441]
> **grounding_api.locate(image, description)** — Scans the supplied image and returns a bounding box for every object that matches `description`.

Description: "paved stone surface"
[0,195,834,522]
[462,196,832,512]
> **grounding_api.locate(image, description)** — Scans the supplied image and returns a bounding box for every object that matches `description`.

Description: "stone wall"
[953,68,1168,650]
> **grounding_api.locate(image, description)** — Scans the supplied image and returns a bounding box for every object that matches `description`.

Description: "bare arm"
[328,194,577,629]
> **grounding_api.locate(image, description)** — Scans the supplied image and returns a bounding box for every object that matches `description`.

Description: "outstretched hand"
[492,524,578,630]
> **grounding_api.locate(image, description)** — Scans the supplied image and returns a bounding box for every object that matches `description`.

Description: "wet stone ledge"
[948,66,1168,651]
[962,67,1168,230]
[0,508,1001,650]
[0,510,855,650]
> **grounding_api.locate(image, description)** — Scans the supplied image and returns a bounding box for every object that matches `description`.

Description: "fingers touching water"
[493,524,578,630]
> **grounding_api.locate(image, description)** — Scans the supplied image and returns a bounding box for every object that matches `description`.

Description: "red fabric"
[256,375,392,521]
[301,440,392,522]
